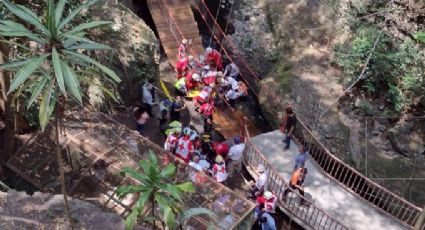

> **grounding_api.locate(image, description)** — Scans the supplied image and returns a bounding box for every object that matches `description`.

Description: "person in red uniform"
[256,191,277,213]
[176,55,194,79]
[185,73,200,91]
[178,39,189,59]
[193,84,213,106]
[205,47,223,71]
[212,141,230,157]
[175,128,194,163]
[200,99,214,119]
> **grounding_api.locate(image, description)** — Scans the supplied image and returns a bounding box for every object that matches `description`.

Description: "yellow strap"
[160,79,174,101]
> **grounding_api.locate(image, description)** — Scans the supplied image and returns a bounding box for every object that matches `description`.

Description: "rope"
[193,3,260,98]
[208,0,223,48]
[197,0,261,82]
[220,0,235,54]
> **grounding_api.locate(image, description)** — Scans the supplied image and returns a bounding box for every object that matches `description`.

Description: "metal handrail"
[242,125,349,230]
[292,118,422,227]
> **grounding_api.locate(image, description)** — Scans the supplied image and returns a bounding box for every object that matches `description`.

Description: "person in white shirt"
[223,75,238,90]
[223,62,240,80]
[225,88,239,107]
[226,136,245,176]
[142,80,155,116]
[189,154,210,172]
[249,164,268,198]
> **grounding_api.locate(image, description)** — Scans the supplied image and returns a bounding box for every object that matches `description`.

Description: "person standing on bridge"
[294,145,308,171]
[178,39,189,59]
[226,136,245,176]
[283,107,296,151]
[223,61,240,81]
[283,167,308,205]
[205,47,223,70]
[249,164,268,199]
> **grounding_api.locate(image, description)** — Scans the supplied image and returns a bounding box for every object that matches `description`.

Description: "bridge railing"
[242,126,349,230]
[291,118,422,227]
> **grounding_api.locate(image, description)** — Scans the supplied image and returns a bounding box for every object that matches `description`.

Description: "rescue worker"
[176,55,194,79]
[193,84,213,106]
[211,155,228,184]
[164,129,180,153]
[175,127,195,163]
[256,191,277,213]
[283,167,308,205]
[170,96,186,122]
[175,77,187,95]
[200,100,214,120]
[178,39,189,59]
[212,141,230,157]
[186,73,200,91]
[165,120,182,136]
[205,47,223,70]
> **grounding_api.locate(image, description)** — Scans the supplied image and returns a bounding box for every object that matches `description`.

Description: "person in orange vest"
[256,191,277,213]
[283,167,308,205]
[205,47,223,70]
[175,55,194,79]
[175,127,195,163]
[178,39,189,59]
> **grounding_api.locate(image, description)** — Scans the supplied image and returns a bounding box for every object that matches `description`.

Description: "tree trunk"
[54,107,74,230]
[0,42,16,166]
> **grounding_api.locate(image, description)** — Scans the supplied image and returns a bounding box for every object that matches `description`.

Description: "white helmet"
[192,73,201,81]
[188,55,194,61]
[182,39,188,45]
[206,47,213,53]
[210,83,215,88]
[217,71,223,77]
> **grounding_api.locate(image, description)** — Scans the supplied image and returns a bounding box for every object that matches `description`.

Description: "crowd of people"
[133,40,310,230]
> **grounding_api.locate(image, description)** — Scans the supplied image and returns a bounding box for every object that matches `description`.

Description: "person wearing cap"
[211,155,228,183]
[189,154,210,172]
[178,39,189,59]
[249,164,268,198]
[141,79,155,117]
[212,141,230,157]
[164,129,180,153]
[226,136,245,176]
[175,127,195,163]
[283,167,307,205]
[205,47,223,70]
[256,191,277,213]
[170,95,186,122]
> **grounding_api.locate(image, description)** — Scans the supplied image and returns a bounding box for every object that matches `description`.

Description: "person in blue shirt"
[294,145,308,171]
[260,212,276,230]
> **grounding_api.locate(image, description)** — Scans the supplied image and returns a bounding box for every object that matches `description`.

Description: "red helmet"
[212,142,229,155]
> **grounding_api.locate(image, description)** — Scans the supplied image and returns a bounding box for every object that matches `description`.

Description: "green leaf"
[147,150,158,168]
[160,184,182,202]
[0,30,45,44]
[63,32,89,48]
[0,38,32,51]
[138,159,151,175]
[176,182,195,193]
[179,208,217,223]
[68,42,112,50]
[39,81,54,130]
[58,0,98,30]
[60,61,82,104]
[47,0,55,33]
[2,0,51,38]
[0,58,33,71]
[160,164,176,178]
[75,75,119,102]
[125,208,139,230]
[52,48,66,95]
[116,185,145,198]
[8,54,50,94]
[63,50,121,83]
[27,76,49,108]
[61,21,111,37]
[55,0,66,27]
[124,187,153,230]
[163,206,176,229]
[413,31,425,44]
[121,167,148,184]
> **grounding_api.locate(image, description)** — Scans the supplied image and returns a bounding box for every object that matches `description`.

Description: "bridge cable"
[208,0,223,48]
[219,0,235,54]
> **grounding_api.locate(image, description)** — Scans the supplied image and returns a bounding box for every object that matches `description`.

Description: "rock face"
[0,190,145,230]
[230,0,425,206]
[89,0,160,106]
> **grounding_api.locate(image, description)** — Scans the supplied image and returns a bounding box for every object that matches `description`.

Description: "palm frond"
[60,21,111,37]
[54,0,66,27]
[52,48,66,95]
[57,0,98,31]
[60,61,82,103]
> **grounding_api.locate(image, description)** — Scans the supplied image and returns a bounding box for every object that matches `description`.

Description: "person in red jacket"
[185,73,200,91]
[176,55,194,79]
[205,47,223,71]
[200,100,214,119]
[212,141,229,157]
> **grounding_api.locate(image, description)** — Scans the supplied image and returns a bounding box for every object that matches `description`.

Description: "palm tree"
[117,150,215,230]
[0,0,120,228]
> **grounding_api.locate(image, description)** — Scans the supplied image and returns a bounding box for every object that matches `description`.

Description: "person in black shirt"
[283,107,296,150]
[170,96,185,122]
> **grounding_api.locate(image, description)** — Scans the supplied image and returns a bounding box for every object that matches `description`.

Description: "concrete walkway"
[251,130,406,230]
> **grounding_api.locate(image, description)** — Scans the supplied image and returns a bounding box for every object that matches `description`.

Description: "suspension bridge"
[145,0,423,229]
